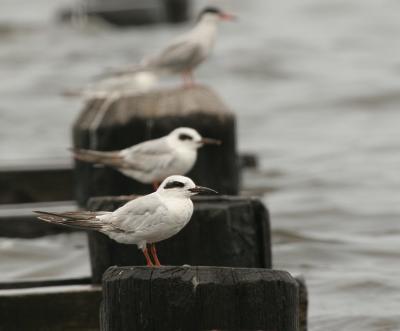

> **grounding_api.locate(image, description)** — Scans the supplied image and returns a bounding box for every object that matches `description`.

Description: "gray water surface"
[1,0,400,330]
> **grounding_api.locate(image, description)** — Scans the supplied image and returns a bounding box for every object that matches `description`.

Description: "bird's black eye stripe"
[165,181,185,189]
[179,133,193,141]
[202,6,221,15]
[198,7,221,21]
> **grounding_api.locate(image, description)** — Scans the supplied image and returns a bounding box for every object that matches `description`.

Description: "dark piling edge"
[101,266,299,331]
[296,276,308,331]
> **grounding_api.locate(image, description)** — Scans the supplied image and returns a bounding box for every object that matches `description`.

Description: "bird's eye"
[178,134,193,141]
[164,181,185,189]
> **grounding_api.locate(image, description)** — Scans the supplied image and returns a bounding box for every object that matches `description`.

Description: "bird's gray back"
[107,193,168,233]
[121,137,176,174]
[151,40,205,73]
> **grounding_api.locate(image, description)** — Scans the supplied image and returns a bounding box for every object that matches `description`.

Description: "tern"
[34,175,217,266]
[72,127,221,189]
[107,6,236,88]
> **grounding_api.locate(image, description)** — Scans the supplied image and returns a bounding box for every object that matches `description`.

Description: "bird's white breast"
[169,147,197,176]
[191,22,217,57]
[104,195,194,246]
[143,197,193,243]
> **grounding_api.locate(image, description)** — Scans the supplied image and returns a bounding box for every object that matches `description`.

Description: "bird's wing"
[72,148,130,169]
[34,210,111,231]
[149,40,203,71]
[121,138,176,173]
[108,194,168,233]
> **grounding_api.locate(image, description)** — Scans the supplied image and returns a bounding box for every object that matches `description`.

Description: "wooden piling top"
[102,266,299,331]
[77,85,233,130]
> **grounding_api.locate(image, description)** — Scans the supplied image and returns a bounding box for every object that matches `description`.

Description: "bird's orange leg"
[142,246,154,266]
[187,70,195,87]
[182,72,189,88]
[182,71,194,88]
[150,243,162,267]
[152,181,160,191]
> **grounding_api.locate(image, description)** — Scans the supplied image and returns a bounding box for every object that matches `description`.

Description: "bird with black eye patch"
[72,127,221,190]
[34,175,217,266]
[103,6,236,88]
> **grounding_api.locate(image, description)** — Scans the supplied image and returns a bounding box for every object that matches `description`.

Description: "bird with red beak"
[104,6,237,88]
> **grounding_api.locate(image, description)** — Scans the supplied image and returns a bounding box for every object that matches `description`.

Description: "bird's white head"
[167,127,221,150]
[157,175,218,198]
[198,6,236,24]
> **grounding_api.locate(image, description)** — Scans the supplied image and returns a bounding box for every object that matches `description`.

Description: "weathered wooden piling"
[59,0,190,26]
[0,161,73,204]
[164,0,190,22]
[87,195,271,284]
[295,276,308,331]
[73,85,239,206]
[101,266,299,331]
[0,285,101,331]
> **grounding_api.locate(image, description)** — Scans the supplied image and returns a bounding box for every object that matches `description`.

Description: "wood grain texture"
[73,85,239,206]
[295,276,308,331]
[101,266,299,331]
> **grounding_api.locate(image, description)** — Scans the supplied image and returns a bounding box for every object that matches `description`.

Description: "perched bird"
[107,6,236,87]
[34,175,217,266]
[72,127,221,189]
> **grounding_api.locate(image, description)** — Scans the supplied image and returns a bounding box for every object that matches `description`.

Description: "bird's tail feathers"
[71,148,125,168]
[99,65,159,91]
[61,88,84,98]
[131,71,159,91]
[99,63,146,78]
[34,210,106,231]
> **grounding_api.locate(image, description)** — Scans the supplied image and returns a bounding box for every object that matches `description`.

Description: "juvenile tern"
[72,127,221,189]
[108,6,236,87]
[34,175,217,266]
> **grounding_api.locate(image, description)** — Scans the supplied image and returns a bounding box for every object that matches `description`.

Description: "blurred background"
[1,0,400,330]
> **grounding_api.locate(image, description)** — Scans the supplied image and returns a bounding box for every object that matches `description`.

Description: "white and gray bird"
[106,6,236,88]
[72,127,221,189]
[34,175,217,266]
[63,7,235,99]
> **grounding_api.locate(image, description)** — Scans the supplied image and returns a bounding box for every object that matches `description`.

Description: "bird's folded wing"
[109,194,167,233]
[98,64,144,78]
[151,41,202,70]
[121,138,176,173]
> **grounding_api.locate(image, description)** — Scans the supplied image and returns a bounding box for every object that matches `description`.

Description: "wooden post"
[101,266,299,331]
[0,285,101,331]
[164,0,190,23]
[295,276,308,331]
[0,162,73,204]
[73,86,239,206]
[87,195,271,284]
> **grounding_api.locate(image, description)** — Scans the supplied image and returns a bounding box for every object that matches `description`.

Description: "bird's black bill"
[200,137,222,145]
[189,186,218,194]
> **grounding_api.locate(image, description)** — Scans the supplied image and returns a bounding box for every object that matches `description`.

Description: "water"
[1,0,400,330]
